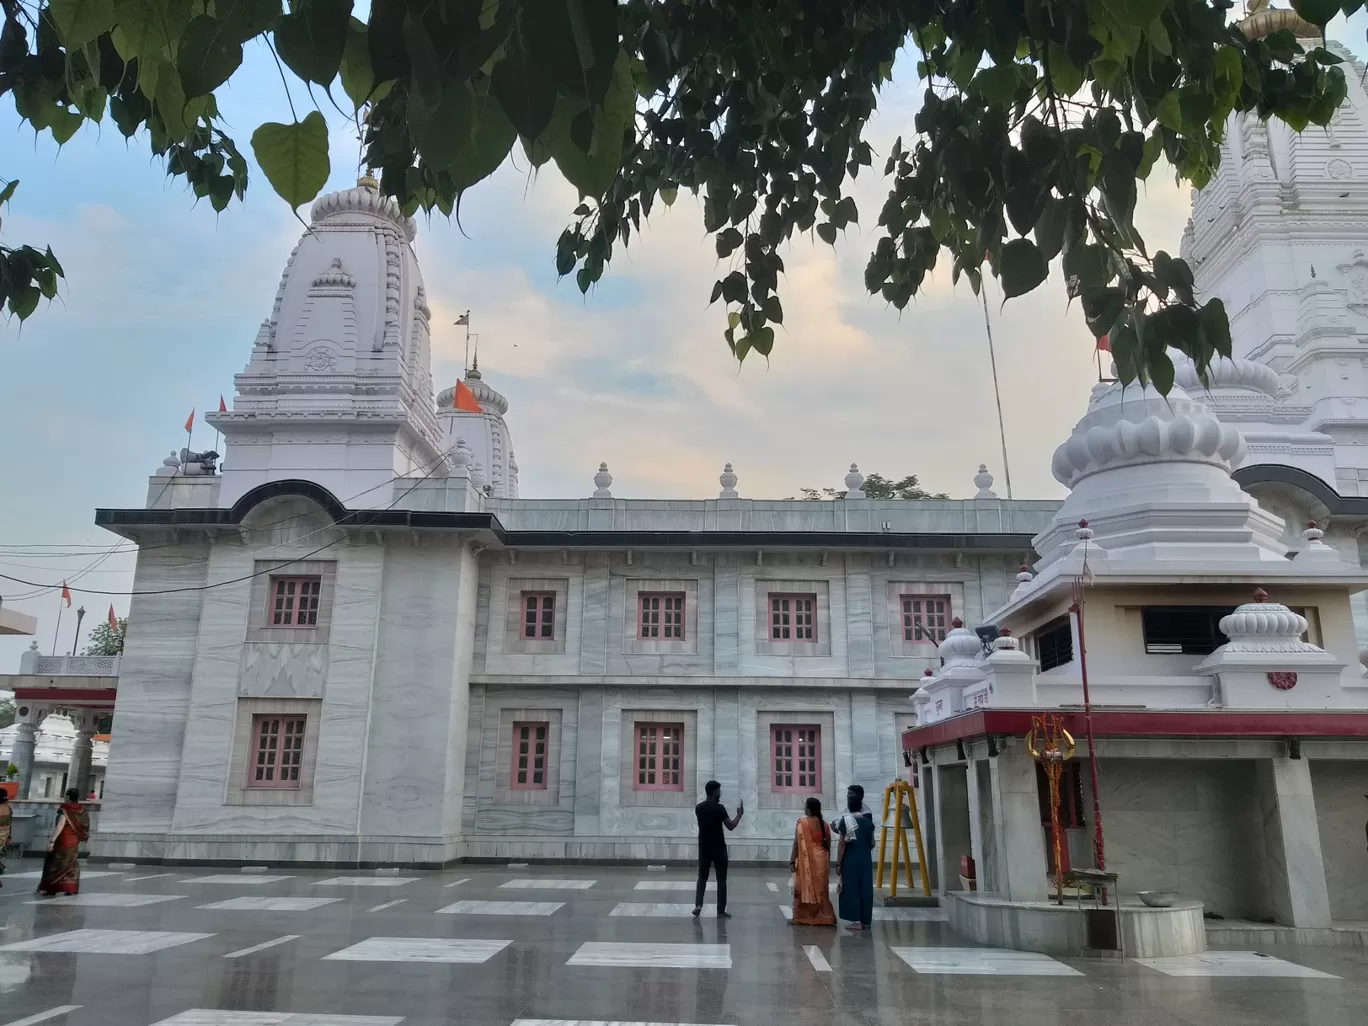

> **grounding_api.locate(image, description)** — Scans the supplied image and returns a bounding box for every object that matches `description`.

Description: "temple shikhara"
[6,33,1368,959]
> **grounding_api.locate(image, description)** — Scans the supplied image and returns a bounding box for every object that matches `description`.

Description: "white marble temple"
[779,906,945,922]
[222,935,301,958]
[890,947,1082,976]
[435,900,564,916]
[364,899,408,912]
[149,1013,403,1025]
[184,875,293,885]
[312,877,418,887]
[23,893,182,908]
[499,879,596,890]
[2,871,122,881]
[1136,951,1339,978]
[323,937,512,963]
[196,897,342,912]
[0,930,214,955]
[609,903,718,918]
[566,943,731,969]
[803,945,831,972]
[632,881,713,891]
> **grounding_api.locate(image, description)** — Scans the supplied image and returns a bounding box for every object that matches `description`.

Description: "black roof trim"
[96,479,1037,550]
[1233,464,1368,516]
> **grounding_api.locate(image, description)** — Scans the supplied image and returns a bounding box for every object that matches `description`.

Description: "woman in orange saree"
[788,797,836,926]
[37,789,89,897]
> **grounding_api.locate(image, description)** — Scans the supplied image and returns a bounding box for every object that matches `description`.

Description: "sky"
[2,15,1366,664]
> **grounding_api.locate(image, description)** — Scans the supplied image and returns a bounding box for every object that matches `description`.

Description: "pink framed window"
[770,593,816,641]
[248,715,306,789]
[771,725,820,792]
[902,595,950,643]
[511,721,549,789]
[522,592,556,640]
[639,592,685,639]
[634,723,684,791]
[270,576,321,627]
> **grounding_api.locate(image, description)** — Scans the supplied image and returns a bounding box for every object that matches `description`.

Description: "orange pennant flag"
[184,408,195,433]
[1096,333,1111,352]
[452,380,482,413]
[218,395,227,413]
[60,582,71,607]
[108,604,118,629]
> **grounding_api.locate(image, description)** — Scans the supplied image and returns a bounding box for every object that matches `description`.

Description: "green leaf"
[750,325,775,356]
[410,80,476,171]
[1155,91,1181,132]
[1082,286,1125,338]
[1046,42,1084,96]
[0,180,17,206]
[111,0,192,61]
[49,106,84,145]
[972,63,1019,107]
[716,227,743,258]
[1199,298,1233,359]
[1137,131,1163,180]
[154,67,191,139]
[1147,345,1175,395]
[660,186,677,207]
[251,111,331,209]
[816,222,837,245]
[49,0,115,49]
[1291,0,1340,26]
[221,0,281,42]
[1097,0,1169,31]
[274,0,352,87]
[1213,45,1243,94]
[448,82,518,194]
[177,15,244,98]
[538,50,634,198]
[339,16,373,110]
[999,238,1048,299]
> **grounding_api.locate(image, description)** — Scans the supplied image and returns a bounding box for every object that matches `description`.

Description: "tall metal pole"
[70,606,85,656]
[979,287,1014,498]
[51,594,65,656]
[1069,520,1106,874]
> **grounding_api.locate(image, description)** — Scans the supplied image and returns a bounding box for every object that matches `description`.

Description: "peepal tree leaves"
[251,112,330,210]
[0,0,1357,375]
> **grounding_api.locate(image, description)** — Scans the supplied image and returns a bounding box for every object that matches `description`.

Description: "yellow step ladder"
[874,779,931,898]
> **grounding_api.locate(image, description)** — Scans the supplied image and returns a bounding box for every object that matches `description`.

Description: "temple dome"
[435,365,518,498]
[1173,355,1281,397]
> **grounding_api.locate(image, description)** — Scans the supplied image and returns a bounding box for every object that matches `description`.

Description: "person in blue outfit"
[836,784,876,930]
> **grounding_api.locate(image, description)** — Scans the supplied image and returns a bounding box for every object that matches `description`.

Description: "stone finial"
[719,463,739,499]
[1304,520,1324,543]
[845,463,866,499]
[973,463,997,499]
[155,450,181,477]
[471,461,489,490]
[1298,519,1343,564]
[1075,519,1094,542]
[923,668,934,677]
[451,438,473,469]
[937,617,982,668]
[1219,589,1316,653]
[28,640,38,650]
[1017,564,1033,585]
[593,462,613,498]
[993,626,1019,652]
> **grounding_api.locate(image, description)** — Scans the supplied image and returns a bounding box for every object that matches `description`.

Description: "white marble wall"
[96,542,211,846]
[1311,759,1368,920]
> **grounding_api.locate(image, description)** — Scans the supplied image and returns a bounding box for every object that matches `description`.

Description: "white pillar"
[11,705,50,800]
[67,711,100,800]
[1257,756,1332,927]
[990,744,1049,902]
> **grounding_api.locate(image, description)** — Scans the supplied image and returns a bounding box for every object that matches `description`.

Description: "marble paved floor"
[1,861,1366,1026]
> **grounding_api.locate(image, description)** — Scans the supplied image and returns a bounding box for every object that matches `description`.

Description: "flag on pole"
[107,604,117,629]
[452,380,482,413]
[218,395,227,413]
[454,312,469,326]
[60,582,71,607]
[1096,333,1111,352]
[184,408,195,433]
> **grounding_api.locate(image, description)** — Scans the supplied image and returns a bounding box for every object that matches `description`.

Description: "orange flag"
[60,582,71,607]
[218,395,227,413]
[1096,333,1111,352]
[184,408,195,433]
[108,604,118,629]
[452,380,482,413]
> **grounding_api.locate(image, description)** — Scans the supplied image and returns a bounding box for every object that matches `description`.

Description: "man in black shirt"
[694,779,743,918]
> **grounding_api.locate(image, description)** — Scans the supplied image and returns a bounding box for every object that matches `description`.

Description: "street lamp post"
[70,606,86,656]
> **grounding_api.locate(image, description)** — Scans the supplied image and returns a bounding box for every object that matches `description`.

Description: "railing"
[19,654,120,677]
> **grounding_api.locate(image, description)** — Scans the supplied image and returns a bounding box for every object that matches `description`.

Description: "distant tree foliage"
[0,0,1355,388]
[795,472,949,500]
[0,696,14,730]
[83,617,126,656]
